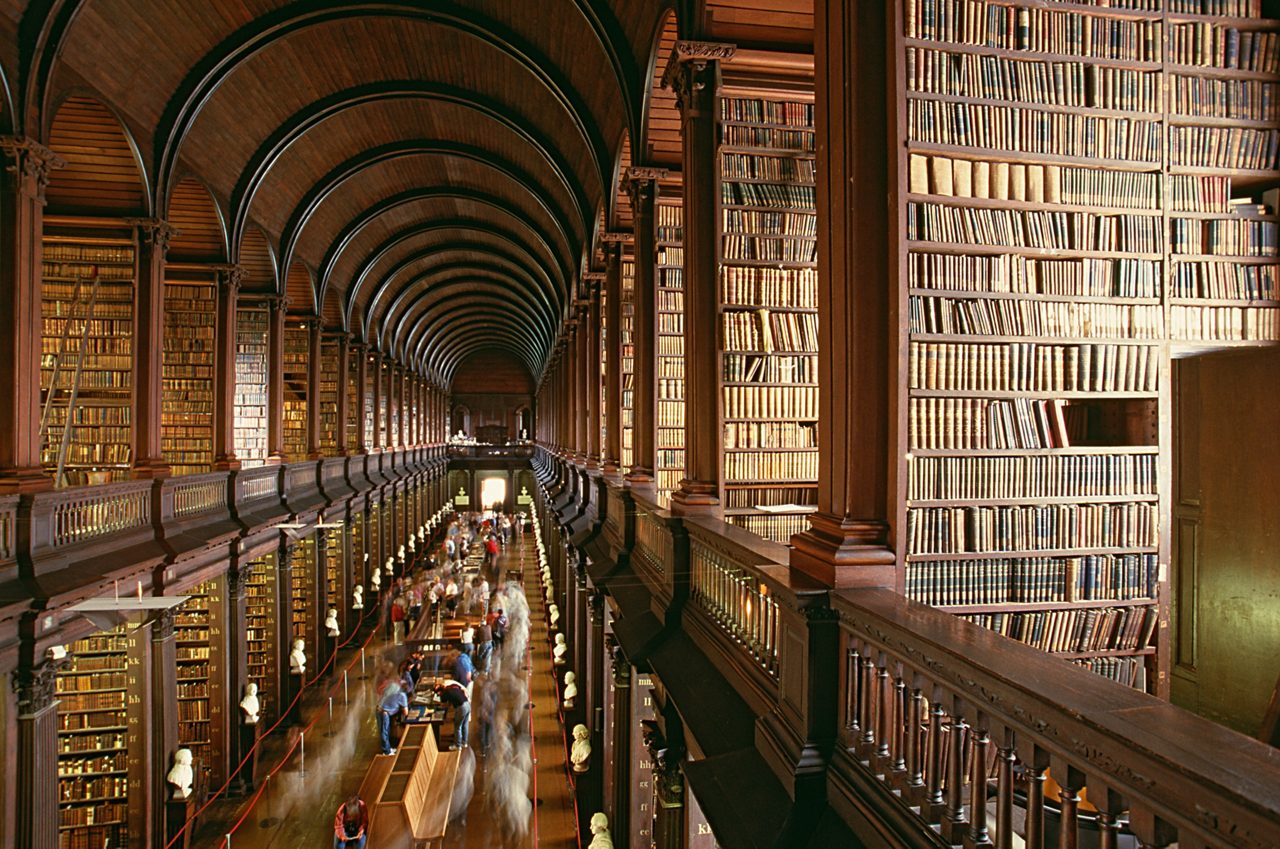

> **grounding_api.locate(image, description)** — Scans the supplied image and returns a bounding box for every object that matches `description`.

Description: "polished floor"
[190,535,579,848]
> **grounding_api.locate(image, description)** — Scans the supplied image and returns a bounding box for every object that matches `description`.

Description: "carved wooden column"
[15,655,61,849]
[572,316,586,464]
[150,610,179,844]
[353,342,369,454]
[131,218,177,478]
[601,241,625,478]
[400,367,409,448]
[667,46,732,512]
[306,316,322,459]
[584,277,603,469]
[267,297,287,464]
[609,647,632,840]
[625,168,662,484]
[385,360,395,449]
[0,139,62,492]
[789,0,895,588]
[336,335,350,454]
[371,351,384,451]
[212,266,244,470]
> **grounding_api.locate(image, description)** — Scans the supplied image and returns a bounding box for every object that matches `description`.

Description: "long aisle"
[188,533,579,849]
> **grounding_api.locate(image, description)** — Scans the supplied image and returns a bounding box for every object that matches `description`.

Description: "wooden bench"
[358,723,462,848]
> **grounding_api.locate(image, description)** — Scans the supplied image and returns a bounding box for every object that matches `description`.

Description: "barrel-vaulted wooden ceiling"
[0,0,812,385]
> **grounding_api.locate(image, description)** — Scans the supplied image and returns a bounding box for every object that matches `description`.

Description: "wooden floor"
[191,535,579,849]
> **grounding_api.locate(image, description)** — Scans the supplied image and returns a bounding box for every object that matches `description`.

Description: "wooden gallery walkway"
[190,536,578,849]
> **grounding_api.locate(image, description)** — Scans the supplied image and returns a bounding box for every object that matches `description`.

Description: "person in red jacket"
[333,795,368,848]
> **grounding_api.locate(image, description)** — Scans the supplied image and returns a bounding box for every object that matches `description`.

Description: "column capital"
[0,136,65,195]
[12,657,66,715]
[662,42,734,113]
[127,217,181,254]
[150,607,176,640]
[213,263,247,292]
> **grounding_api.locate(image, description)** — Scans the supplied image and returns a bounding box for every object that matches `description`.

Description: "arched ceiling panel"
[237,225,276,294]
[388,272,554,358]
[289,152,576,286]
[642,10,682,169]
[167,175,226,263]
[45,94,147,216]
[246,98,585,253]
[284,259,312,315]
[339,199,568,323]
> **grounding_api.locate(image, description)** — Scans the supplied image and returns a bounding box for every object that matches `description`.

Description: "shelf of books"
[364,355,376,448]
[244,551,279,723]
[323,526,344,618]
[174,578,227,786]
[40,224,136,488]
[621,250,636,471]
[656,185,686,505]
[162,276,216,475]
[351,507,366,590]
[896,0,1280,693]
[56,625,145,849]
[290,537,318,664]
[234,302,270,467]
[368,500,382,574]
[716,91,820,542]
[345,363,360,453]
[378,361,389,448]
[282,322,309,461]
[319,335,340,455]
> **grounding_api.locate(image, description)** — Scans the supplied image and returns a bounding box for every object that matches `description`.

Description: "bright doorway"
[480,476,507,510]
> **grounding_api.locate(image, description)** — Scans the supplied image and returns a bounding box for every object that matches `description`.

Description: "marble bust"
[570,724,591,773]
[289,639,306,676]
[239,682,260,725]
[166,748,194,799]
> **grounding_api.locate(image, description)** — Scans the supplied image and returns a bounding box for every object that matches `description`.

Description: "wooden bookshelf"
[621,251,636,472]
[716,90,820,542]
[895,0,1280,693]
[323,526,343,615]
[40,227,136,487]
[656,186,686,505]
[351,507,366,590]
[282,322,308,462]
[56,625,145,849]
[319,335,340,455]
[345,360,360,453]
[174,578,227,786]
[244,552,278,723]
[290,537,317,660]
[162,277,216,475]
[233,304,270,468]
[363,354,376,449]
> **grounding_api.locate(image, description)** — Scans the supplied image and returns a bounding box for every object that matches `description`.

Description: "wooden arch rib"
[44,93,149,216]
[321,188,571,316]
[388,275,554,360]
[376,261,557,354]
[347,221,564,334]
[227,82,594,255]
[360,231,561,340]
[279,140,580,292]
[639,9,682,170]
[166,175,227,263]
[151,3,614,205]
[406,294,548,364]
[433,330,544,385]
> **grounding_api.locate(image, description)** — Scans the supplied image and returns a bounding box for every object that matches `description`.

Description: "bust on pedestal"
[588,812,614,849]
[570,724,591,773]
[165,748,197,849]
[287,639,306,723]
[562,671,577,710]
[553,633,568,665]
[236,683,262,793]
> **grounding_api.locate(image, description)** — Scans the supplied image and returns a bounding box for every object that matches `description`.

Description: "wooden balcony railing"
[49,481,151,548]
[831,588,1280,849]
[170,474,228,518]
[688,536,783,680]
[235,466,279,504]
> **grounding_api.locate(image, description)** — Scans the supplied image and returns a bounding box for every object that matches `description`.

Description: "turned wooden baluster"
[926,696,947,820]
[1056,765,1085,849]
[1095,787,1125,849]
[994,729,1016,849]
[967,717,993,849]
[875,656,891,761]
[905,682,926,805]
[860,650,877,752]
[846,646,863,738]
[891,667,907,780]
[1129,810,1179,849]
[941,700,969,842]
[1022,747,1049,849]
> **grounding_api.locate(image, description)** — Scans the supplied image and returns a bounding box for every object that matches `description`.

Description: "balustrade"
[49,481,151,547]
[171,474,227,518]
[688,539,781,679]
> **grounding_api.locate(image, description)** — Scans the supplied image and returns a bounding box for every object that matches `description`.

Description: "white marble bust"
[352,584,364,610]
[166,748,194,799]
[548,604,560,629]
[553,632,568,665]
[289,639,306,676]
[588,812,613,849]
[562,671,577,709]
[325,608,340,637]
[570,724,591,773]
[240,682,260,725]
[370,567,382,591]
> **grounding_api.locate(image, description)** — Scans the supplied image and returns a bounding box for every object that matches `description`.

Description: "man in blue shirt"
[379,681,408,755]
[450,646,474,686]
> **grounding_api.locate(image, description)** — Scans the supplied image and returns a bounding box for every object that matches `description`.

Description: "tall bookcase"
[40,224,136,487]
[323,527,343,618]
[346,363,360,453]
[896,0,1280,694]
[174,578,227,786]
[319,335,340,455]
[282,322,308,461]
[351,508,366,590]
[621,251,636,471]
[290,537,317,665]
[244,551,278,723]
[56,625,144,849]
[716,90,820,542]
[656,185,687,505]
[233,303,270,467]
[162,276,216,475]
[363,354,376,448]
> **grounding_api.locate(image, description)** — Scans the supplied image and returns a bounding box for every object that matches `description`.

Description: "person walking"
[378,681,408,756]
[435,679,470,750]
[475,618,493,674]
[390,593,407,645]
[332,795,368,849]
[460,622,476,658]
